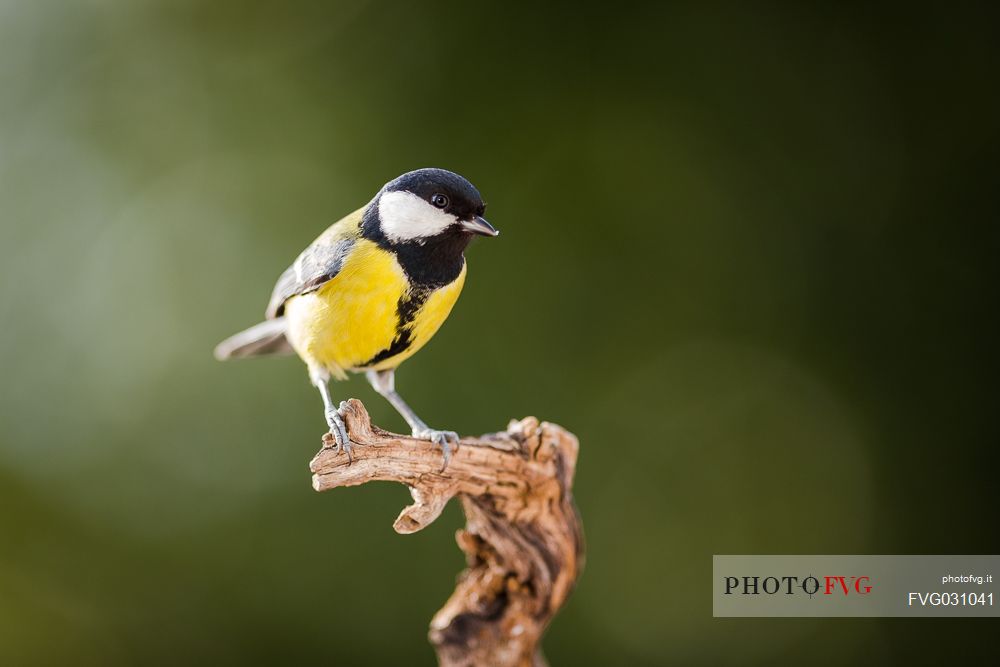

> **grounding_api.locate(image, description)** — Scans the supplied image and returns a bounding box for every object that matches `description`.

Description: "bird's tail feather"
[214,318,294,360]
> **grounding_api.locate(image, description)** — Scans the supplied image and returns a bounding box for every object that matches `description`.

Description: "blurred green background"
[2,1,997,665]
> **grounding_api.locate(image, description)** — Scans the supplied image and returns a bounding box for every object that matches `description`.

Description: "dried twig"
[310,399,584,667]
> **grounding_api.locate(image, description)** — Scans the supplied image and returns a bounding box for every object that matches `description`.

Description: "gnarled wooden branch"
[310,399,584,667]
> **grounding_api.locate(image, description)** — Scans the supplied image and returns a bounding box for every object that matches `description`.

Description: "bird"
[214,168,498,464]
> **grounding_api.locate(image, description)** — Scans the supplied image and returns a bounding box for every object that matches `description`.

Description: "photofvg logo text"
[715,555,1000,617]
[723,575,873,597]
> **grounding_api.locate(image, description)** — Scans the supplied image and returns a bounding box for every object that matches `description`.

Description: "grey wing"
[265,237,355,319]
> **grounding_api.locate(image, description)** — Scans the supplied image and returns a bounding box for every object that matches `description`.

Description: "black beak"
[459,216,499,237]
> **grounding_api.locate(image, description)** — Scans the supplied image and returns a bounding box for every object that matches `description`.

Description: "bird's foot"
[325,401,353,463]
[412,428,459,470]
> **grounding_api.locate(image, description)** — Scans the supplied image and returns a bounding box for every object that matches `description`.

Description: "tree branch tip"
[306,398,583,666]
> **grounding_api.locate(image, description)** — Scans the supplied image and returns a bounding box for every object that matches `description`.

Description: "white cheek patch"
[378,190,457,242]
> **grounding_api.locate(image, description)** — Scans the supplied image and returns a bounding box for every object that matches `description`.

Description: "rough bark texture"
[310,399,584,667]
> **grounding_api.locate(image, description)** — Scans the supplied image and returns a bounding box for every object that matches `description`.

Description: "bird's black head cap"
[384,168,486,221]
[361,168,497,286]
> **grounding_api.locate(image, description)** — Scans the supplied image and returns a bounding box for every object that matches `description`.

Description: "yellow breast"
[283,239,466,378]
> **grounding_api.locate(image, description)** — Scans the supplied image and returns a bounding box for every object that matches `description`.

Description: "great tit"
[215,168,498,463]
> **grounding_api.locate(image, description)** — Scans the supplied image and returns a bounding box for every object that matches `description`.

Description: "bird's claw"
[413,428,459,470]
[325,401,353,463]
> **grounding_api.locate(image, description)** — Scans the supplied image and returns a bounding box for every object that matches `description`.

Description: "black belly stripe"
[358,287,433,368]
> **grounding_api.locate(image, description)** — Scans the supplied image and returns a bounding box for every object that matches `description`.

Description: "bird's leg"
[366,369,457,467]
[312,371,352,460]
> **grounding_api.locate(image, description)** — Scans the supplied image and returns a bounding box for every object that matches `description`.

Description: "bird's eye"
[431,194,449,209]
